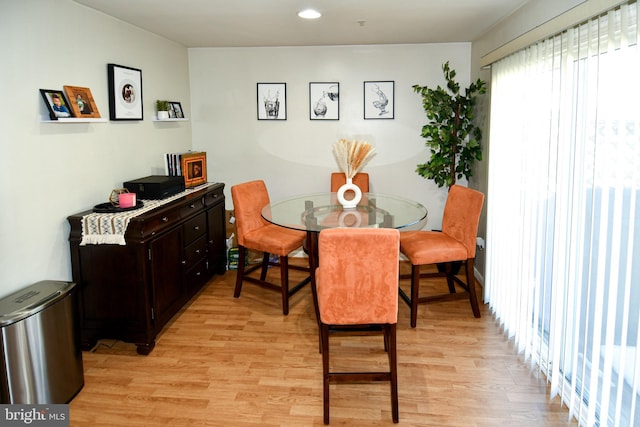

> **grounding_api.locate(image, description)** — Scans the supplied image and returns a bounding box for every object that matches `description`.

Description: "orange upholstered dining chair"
[330,172,370,192]
[231,180,310,315]
[316,227,400,424]
[399,185,484,327]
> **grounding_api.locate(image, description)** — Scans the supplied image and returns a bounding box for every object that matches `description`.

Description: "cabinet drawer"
[186,259,208,297]
[180,198,204,218]
[204,189,224,207]
[137,210,181,238]
[184,213,206,244]
[185,235,207,267]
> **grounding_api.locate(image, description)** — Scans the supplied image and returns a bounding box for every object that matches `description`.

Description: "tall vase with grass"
[332,139,376,208]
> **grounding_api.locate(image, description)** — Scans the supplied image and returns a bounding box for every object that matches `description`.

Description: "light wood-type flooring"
[69,260,578,426]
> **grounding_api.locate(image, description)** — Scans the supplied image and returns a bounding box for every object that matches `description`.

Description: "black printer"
[123,175,185,199]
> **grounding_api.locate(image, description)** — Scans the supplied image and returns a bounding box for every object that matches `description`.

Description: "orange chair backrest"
[316,228,399,325]
[330,172,370,192]
[442,185,485,258]
[231,180,270,247]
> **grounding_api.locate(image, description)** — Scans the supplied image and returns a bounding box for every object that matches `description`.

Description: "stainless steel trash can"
[0,280,84,403]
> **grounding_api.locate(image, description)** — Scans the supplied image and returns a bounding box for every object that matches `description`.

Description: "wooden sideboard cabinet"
[68,183,226,355]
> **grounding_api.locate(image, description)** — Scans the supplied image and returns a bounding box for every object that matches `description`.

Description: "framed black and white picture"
[364,81,394,119]
[108,63,143,120]
[257,83,286,120]
[309,82,339,120]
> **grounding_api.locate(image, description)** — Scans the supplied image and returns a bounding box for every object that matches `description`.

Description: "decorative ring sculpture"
[336,178,362,209]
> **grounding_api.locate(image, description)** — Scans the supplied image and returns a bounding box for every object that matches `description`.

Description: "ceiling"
[73,0,529,48]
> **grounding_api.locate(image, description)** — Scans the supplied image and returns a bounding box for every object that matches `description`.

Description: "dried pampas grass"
[332,139,376,179]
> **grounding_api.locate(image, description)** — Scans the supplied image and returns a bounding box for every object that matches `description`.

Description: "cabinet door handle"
[182,260,187,265]
[195,249,201,255]
[189,204,196,209]
[162,216,169,222]
[194,226,200,231]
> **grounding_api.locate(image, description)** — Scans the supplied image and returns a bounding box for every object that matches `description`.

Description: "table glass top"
[262,192,428,232]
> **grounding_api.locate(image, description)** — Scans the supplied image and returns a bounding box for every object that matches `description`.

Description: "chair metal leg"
[321,323,399,424]
[445,262,457,294]
[388,324,399,423]
[410,264,420,328]
[233,246,247,298]
[321,324,330,425]
[280,255,289,315]
[259,252,269,281]
[466,258,481,318]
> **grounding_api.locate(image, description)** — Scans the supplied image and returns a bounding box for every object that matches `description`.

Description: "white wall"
[189,43,472,228]
[0,0,192,297]
[4,0,588,298]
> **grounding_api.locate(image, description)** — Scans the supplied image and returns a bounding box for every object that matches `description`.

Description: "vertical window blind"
[485,2,639,426]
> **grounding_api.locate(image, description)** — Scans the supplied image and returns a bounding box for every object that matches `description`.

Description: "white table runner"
[80,183,214,246]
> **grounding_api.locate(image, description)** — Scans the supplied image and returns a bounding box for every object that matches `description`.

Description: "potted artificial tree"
[156,100,170,120]
[412,61,486,188]
[413,61,486,273]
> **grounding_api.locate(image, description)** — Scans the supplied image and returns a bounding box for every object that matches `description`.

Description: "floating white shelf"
[41,116,108,123]
[152,117,189,122]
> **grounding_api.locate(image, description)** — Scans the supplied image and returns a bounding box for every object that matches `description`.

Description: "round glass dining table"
[262,192,428,268]
[262,192,428,337]
[261,192,428,233]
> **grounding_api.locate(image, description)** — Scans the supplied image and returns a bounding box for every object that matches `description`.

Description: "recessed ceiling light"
[298,9,321,19]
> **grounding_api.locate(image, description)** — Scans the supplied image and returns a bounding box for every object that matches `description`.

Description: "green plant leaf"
[412,62,486,187]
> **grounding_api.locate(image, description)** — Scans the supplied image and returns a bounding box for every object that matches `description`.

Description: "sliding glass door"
[485,3,639,425]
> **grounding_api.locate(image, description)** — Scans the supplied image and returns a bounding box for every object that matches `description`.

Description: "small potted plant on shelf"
[412,61,486,189]
[156,100,170,120]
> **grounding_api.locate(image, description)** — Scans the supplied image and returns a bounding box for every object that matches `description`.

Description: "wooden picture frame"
[257,83,286,120]
[63,85,101,118]
[39,89,73,120]
[169,101,184,119]
[108,63,143,120]
[309,82,339,120]
[181,151,207,188]
[364,81,394,119]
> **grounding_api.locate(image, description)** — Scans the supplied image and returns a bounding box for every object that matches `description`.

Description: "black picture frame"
[169,101,184,119]
[309,82,339,120]
[364,81,394,119]
[40,89,73,120]
[257,83,286,120]
[108,63,143,120]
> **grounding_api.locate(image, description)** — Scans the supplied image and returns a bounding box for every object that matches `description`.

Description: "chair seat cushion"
[243,224,305,255]
[400,230,468,265]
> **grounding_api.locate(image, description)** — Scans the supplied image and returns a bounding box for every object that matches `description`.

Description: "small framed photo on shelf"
[364,81,394,119]
[107,63,143,120]
[257,82,286,120]
[39,89,73,120]
[181,151,207,188]
[169,102,184,119]
[63,85,101,118]
[309,82,339,120]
